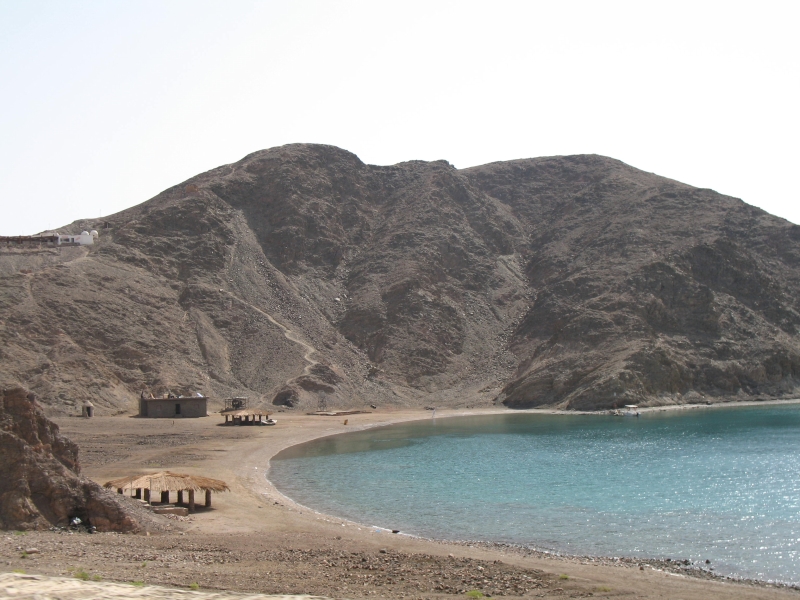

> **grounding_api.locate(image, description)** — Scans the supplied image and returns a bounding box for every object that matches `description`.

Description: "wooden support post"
[177,490,184,505]
[188,489,195,512]
[160,490,170,504]
[205,489,212,508]
[134,488,141,499]
[144,489,150,503]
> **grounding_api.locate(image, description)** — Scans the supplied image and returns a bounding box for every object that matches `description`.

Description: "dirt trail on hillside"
[223,291,318,376]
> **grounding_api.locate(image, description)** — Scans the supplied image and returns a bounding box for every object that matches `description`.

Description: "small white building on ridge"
[0,230,98,250]
[58,230,98,245]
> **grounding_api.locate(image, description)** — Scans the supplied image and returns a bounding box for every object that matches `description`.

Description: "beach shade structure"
[104,471,229,512]
[220,408,272,425]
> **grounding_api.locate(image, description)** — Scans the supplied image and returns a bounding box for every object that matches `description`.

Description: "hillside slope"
[1,144,798,413]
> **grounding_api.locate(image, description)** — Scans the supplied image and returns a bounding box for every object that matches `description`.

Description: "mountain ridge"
[1,144,798,414]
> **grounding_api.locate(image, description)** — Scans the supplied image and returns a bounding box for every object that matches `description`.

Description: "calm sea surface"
[269,405,800,584]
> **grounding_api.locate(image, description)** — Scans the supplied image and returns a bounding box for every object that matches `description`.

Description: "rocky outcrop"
[465,156,800,408]
[0,145,798,412]
[0,387,138,531]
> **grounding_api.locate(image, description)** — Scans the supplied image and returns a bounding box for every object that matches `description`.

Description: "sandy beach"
[2,405,798,599]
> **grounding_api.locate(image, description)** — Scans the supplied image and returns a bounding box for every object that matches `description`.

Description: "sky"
[1,0,798,235]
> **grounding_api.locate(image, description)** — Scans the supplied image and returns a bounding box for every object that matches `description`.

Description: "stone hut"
[138,392,207,418]
[81,401,94,418]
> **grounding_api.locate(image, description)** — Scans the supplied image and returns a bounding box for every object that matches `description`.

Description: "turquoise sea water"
[269,405,800,584]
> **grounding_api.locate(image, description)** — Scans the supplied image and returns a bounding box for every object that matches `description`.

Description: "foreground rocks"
[0,387,139,532]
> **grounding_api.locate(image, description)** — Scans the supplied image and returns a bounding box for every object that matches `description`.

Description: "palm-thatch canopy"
[221,409,270,417]
[103,471,229,493]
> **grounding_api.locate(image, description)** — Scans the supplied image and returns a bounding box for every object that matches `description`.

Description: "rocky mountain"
[0,387,139,531]
[1,144,798,413]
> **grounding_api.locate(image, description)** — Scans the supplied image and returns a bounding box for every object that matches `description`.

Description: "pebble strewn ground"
[443,540,793,587]
[0,531,570,599]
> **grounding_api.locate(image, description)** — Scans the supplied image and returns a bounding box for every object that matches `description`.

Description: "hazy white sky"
[1,0,798,235]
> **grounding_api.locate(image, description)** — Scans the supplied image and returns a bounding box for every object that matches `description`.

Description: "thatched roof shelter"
[220,408,271,425]
[104,471,229,493]
[104,471,229,511]
[221,408,270,417]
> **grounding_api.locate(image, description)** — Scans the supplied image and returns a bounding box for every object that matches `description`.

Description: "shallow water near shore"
[269,404,800,584]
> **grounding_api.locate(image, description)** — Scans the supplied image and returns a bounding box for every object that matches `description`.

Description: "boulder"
[0,387,139,532]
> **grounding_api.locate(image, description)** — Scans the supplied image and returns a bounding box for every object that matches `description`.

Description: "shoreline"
[27,401,800,599]
[257,400,800,588]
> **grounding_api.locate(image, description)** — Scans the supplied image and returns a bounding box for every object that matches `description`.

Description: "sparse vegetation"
[130,580,145,587]
[596,585,613,592]
[74,569,90,581]
[465,591,485,598]
[12,569,25,574]
[559,574,570,580]
[189,582,200,590]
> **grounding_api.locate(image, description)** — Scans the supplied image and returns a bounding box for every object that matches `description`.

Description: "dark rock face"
[0,144,798,412]
[465,156,800,408]
[0,387,139,531]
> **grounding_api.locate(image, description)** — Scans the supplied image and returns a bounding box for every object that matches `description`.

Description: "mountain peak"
[2,146,798,414]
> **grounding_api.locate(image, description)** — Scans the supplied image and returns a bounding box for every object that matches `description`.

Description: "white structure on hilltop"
[0,230,98,250]
[58,230,98,246]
